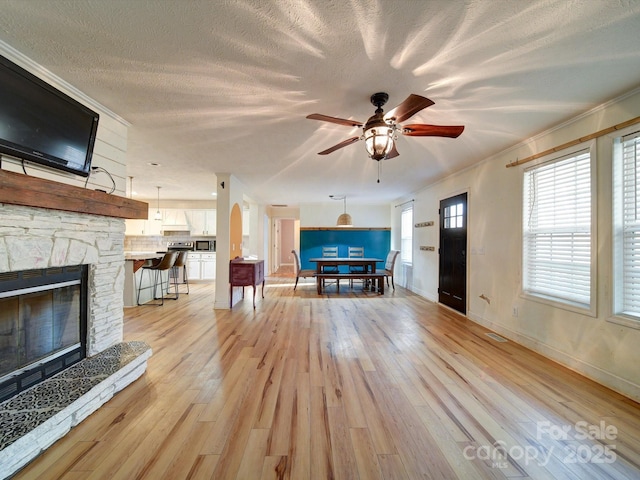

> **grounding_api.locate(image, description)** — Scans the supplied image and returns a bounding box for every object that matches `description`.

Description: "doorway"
[438,192,467,314]
[272,218,296,274]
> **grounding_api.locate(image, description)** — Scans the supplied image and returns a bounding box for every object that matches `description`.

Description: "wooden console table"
[229,258,265,308]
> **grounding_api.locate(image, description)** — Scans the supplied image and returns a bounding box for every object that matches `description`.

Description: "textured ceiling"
[0,0,639,204]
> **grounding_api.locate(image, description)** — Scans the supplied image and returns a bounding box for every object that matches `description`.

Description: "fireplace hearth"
[0,265,88,403]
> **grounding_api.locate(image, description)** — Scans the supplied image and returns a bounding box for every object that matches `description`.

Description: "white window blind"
[401,207,413,264]
[616,131,640,317]
[523,149,593,310]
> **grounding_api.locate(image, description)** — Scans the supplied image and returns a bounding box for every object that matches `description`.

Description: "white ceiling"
[0,0,639,204]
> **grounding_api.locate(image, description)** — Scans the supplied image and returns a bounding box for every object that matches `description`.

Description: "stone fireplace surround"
[0,197,150,477]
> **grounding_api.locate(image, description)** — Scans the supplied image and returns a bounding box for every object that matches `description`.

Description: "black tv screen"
[0,54,99,177]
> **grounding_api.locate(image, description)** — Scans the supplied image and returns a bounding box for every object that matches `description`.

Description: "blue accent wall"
[300,229,391,271]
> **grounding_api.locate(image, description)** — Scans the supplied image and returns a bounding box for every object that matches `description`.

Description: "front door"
[438,193,467,314]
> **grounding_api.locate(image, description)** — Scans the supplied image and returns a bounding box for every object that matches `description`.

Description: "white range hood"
[161,224,190,234]
[161,209,190,234]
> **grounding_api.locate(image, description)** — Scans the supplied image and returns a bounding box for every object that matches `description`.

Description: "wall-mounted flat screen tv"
[0,54,99,177]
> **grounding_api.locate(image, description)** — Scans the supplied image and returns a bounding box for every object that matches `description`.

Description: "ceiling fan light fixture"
[364,125,395,161]
[308,92,463,167]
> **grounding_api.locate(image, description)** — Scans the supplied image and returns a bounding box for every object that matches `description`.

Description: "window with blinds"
[401,207,413,264]
[523,147,594,313]
[614,130,640,320]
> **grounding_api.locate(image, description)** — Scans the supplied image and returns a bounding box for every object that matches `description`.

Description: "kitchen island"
[123,252,163,307]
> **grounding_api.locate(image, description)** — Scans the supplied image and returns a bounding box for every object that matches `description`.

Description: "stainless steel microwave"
[195,240,214,251]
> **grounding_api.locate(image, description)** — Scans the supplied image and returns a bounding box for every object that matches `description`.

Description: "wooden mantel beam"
[0,169,148,219]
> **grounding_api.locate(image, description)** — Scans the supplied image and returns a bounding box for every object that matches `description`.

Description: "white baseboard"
[467,312,640,403]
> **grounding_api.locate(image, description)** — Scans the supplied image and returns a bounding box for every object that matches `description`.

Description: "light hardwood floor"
[12,276,640,479]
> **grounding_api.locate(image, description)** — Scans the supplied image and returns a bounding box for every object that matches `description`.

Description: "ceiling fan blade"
[306,113,363,128]
[385,143,399,159]
[384,94,434,123]
[317,136,361,155]
[402,124,465,138]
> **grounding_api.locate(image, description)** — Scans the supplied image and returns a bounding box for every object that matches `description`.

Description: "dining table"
[309,257,384,294]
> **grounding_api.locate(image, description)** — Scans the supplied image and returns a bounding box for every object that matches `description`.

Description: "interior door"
[272,219,281,272]
[438,193,467,314]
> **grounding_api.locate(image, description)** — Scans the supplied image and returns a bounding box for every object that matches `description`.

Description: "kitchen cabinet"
[125,219,146,236]
[186,210,216,236]
[187,253,201,280]
[201,253,217,280]
[187,252,216,280]
[125,209,163,236]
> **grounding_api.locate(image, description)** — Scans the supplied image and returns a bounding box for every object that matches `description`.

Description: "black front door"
[438,193,467,314]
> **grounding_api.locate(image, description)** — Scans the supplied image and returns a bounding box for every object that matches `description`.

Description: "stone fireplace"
[0,264,88,403]
[0,170,150,478]
[0,203,126,352]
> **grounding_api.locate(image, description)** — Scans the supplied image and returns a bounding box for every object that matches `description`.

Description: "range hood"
[161,224,190,234]
[161,210,190,234]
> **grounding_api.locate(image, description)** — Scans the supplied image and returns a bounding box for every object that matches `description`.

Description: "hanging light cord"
[155,186,162,220]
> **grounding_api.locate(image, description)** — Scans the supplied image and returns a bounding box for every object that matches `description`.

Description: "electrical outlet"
[512,306,518,317]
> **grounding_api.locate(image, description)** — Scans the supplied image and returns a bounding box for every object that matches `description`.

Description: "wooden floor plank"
[350,427,384,480]
[10,279,640,480]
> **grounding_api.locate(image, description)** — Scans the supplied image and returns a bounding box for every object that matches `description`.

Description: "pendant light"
[154,186,162,220]
[331,195,353,226]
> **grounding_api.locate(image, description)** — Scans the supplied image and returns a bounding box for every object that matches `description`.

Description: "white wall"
[393,88,640,401]
[300,203,391,227]
[214,174,247,309]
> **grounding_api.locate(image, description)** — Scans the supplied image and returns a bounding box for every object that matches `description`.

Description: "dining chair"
[348,246,366,287]
[382,250,400,290]
[321,246,339,273]
[291,249,315,290]
[320,245,340,290]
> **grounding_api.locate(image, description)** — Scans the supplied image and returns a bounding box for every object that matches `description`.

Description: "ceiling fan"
[306,92,464,161]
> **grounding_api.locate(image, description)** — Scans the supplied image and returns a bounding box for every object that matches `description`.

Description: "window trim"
[609,125,640,329]
[401,205,413,265]
[520,140,597,317]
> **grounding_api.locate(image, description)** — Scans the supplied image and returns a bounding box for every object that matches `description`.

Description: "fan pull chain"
[377,161,381,183]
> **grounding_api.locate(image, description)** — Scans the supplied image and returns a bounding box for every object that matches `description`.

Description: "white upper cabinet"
[125,218,147,236]
[126,208,216,236]
[186,210,216,236]
[146,212,163,235]
[124,208,162,236]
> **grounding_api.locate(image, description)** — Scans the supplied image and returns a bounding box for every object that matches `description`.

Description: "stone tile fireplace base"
[0,341,151,478]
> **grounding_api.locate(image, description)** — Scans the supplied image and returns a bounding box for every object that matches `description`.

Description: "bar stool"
[168,250,189,297]
[137,251,178,306]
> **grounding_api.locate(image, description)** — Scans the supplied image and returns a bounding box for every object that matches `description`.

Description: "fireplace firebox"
[0,265,88,402]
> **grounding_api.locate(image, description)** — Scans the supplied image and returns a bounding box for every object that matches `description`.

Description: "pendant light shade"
[154,186,162,220]
[337,212,353,226]
[332,195,353,226]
